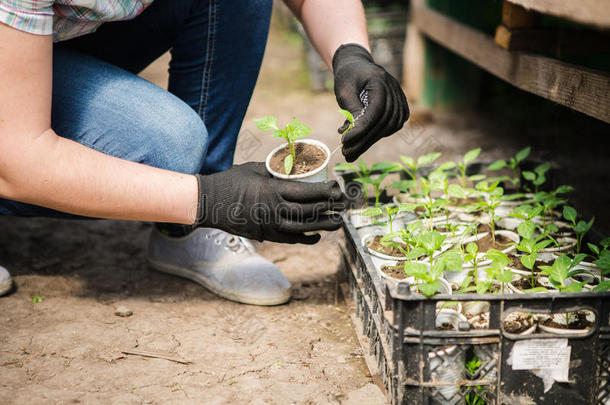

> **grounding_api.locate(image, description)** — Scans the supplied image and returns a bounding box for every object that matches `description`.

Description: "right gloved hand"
[193,162,346,244]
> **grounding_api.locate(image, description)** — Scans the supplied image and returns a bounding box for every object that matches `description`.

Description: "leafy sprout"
[588,237,610,285]
[522,162,551,193]
[563,205,594,254]
[468,181,503,246]
[458,148,481,188]
[398,152,443,182]
[354,162,401,207]
[255,116,312,175]
[464,356,485,405]
[539,253,588,292]
[488,146,530,187]
[338,109,355,134]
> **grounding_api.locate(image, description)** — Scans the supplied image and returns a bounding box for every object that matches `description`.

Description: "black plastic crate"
[340,217,610,405]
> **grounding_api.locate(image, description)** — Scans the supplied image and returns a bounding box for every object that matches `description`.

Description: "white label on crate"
[508,338,571,393]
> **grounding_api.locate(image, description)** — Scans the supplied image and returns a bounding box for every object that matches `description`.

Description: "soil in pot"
[541,311,593,330]
[269,143,326,175]
[381,262,407,279]
[367,235,406,257]
[475,232,513,252]
[509,257,547,273]
[511,276,546,290]
[503,312,535,334]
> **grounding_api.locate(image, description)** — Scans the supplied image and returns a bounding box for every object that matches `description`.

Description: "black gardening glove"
[333,43,410,162]
[194,162,346,244]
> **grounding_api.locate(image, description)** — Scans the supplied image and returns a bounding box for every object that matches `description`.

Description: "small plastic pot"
[536,311,595,336]
[265,139,330,183]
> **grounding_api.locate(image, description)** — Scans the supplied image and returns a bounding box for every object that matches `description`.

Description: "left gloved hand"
[333,43,410,162]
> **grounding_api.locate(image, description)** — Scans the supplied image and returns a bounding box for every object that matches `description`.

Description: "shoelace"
[208,230,253,254]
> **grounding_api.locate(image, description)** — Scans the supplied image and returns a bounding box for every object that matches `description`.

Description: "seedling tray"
[340,216,610,405]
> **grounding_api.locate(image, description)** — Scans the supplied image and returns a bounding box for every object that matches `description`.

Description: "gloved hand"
[333,43,410,162]
[194,162,346,244]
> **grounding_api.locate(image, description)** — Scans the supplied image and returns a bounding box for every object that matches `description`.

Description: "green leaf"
[564,282,586,293]
[463,148,481,165]
[517,220,535,240]
[272,129,286,139]
[520,253,537,270]
[362,207,383,217]
[466,242,478,256]
[571,253,587,268]
[254,116,279,131]
[594,251,610,271]
[522,171,536,181]
[476,282,491,295]
[438,161,457,171]
[283,154,293,175]
[417,152,442,166]
[488,160,507,171]
[535,162,552,176]
[515,146,531,163]
[574,219,593,234]
[403,262,429,280]
[440,250,463,272]
[399,155,415,169]
[419,280,441,297]
[389,179,416,193]
[333,162,358,172]
[563,205,577,223]
[555,185,574,195]
[339,109,354,126]
[358,159,368,175]
[485,249,509,265]
[533,175,546,186]
[588,243,600,256]
[496,270,513,283]
[534,239,553,251]
[447,184,467,199]
[405,247,426,260]
[594,280,610,292]
[371,161,401,173]
[601,237,610,249]
[468,174,487,182]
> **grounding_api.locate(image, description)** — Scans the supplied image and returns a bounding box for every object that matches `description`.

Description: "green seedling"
[398,152,442,181]
[362,204,407,233]
[469,181,503,246]
[335,160,399,203]
[403,239,462,297]
[381,220,423,256]
[522,162,551,193]
[457,148,481,188]
[531,185,573,234]
[485,249,513,294]
[255,116,312,175]
[32,295,42,304]
[488,146,531,188]
[539,253,588,292]
[515,230,554,288]
[338,109,355,134]
[588,237,610,286]
[464,356,485,405]
[563,205,594,254]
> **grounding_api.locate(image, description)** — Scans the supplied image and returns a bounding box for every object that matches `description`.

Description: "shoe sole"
[147,258,291,306]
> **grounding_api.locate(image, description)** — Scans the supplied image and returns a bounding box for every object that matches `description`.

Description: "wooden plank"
[502,1,538,29]
[505,0,610,29]
[494,24,610,55]
[411,3,610,124]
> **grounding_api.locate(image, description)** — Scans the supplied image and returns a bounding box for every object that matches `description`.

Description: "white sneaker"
[147,227,291,305]
[0,265,13,296]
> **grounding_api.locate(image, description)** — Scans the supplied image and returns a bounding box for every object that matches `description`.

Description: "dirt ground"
[0,10,529,405]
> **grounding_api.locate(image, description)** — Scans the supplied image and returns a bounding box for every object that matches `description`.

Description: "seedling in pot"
[380,220,423,256]
[514,218,554,288]
[485,249,513,294]
[457,148,481,188]
[488,146,531,188]
[468,181,503,246]
[539,253,588,292]
[403,232,463,297]
[588,237,610,288]
[335,160,399,204]
[255,115,312,175]
[362,204,409,233]
[563,205,594,254]
[522,162,551,194]
[531,185,573,234]
[397,152,442,182]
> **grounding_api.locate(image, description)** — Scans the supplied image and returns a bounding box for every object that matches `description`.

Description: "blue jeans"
[0,0,272,217]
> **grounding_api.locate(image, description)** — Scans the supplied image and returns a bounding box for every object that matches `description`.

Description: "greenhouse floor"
[0,18,527,405]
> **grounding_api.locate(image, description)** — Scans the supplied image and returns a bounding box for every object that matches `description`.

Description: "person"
[0,0,409,303]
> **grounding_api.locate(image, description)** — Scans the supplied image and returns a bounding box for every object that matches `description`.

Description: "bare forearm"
[0,129,198,224]
[285,0,370,69]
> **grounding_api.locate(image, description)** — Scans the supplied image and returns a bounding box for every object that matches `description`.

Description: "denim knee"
[147,102,208,175]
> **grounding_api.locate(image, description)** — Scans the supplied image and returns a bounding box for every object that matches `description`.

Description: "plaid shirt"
[0,0,153,41]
